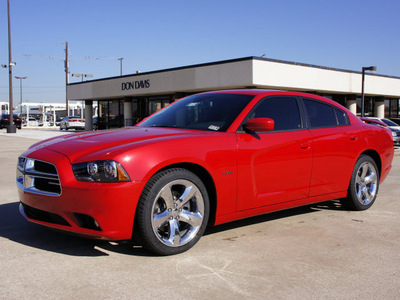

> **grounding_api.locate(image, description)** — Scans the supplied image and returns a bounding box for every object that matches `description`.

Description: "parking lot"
[0,129,399,299]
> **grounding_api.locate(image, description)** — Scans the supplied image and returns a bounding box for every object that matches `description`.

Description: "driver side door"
[236,96,313,211]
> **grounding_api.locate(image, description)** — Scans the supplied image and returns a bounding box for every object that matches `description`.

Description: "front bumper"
[17,149,144,241]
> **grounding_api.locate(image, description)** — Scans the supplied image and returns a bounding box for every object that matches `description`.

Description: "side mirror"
[245,118,274,132]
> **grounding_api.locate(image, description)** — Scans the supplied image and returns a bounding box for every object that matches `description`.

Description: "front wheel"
[342,155,379,210]
[135,168,209,255]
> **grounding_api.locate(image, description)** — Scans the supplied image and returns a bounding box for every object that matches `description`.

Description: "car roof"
[199,89,346,108]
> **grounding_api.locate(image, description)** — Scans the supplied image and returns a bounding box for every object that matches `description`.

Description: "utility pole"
[7,0,16,133]
[118,57,124,76]
[64,41,69,116]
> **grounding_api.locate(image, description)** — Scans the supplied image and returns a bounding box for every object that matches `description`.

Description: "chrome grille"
[17,157,61,196]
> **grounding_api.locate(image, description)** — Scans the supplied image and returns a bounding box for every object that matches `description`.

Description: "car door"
[301,98,360,197]
[236,96,313,211]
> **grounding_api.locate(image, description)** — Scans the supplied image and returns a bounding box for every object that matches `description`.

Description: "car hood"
[26,127,207,162]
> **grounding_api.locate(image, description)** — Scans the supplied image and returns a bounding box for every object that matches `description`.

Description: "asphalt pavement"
[0,128,399,299]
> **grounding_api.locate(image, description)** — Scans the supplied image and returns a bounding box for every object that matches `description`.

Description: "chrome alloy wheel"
[355,161,378,205]
[151,179,205,247]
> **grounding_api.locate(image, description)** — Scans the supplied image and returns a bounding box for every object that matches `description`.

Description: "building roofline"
[68,56,400,86]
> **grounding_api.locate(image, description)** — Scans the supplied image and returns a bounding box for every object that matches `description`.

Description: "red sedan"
[17,90,393,255]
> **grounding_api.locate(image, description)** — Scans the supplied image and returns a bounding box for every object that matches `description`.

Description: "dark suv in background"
[0,114,22,129]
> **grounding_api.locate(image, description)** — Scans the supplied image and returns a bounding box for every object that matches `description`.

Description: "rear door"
[301,98,360,196]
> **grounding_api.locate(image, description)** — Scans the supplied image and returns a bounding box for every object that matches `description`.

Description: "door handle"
[350,136,357,141]
[300,143,310,149]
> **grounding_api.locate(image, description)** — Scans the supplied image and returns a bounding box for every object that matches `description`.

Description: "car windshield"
[138,93,254,132]
[382,119,398,127]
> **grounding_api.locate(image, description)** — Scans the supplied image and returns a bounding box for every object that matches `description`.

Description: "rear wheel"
[343,155,379,210]
[135,168,209,255]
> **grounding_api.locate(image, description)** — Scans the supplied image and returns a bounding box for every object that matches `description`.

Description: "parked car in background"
[0,114,22,129]
[59,116,85,130]
[55,118,63,126]
[17,90,394,255]
[389,118,400,126]
[26,117,39,127]
[363,117,400,130]
[93,116,106,130]
[362,117,400,146]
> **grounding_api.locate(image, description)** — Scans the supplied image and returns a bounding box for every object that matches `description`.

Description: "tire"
[135,168,210,255]
[342,155,379,210]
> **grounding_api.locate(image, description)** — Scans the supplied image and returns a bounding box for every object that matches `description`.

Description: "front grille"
[21,203,70,226]
[17,157,62,196]
[34,160,57,174]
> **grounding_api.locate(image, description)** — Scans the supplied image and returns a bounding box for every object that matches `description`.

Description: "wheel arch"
[156,162,218,226]
[360,149,382,178]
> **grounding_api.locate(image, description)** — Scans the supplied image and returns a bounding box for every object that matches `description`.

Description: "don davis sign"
[122,79,150,90]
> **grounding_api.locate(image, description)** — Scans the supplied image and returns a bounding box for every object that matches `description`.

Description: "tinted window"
[303,99,337,128]
[247,97,302,131]
[139,93,254,132]
[334,108,349,125]
[381,119,398,126]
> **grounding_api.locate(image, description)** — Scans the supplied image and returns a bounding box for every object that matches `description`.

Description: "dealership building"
[67,56,400,130]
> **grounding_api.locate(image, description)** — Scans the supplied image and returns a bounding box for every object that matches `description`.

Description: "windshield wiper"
[149,125,177,128]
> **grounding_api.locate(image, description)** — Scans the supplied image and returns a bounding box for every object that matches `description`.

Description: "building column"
[347,100,357,115]
[124,100,133,126]
[375,100,385,118]
[85,100,93,131]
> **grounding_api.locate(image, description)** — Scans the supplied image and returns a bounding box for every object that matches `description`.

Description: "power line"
[21,54,120,61]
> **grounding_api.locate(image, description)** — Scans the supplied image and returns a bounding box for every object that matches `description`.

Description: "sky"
[0,0,399,104]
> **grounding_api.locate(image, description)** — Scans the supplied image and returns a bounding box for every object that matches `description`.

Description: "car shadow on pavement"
[0,202,153,257]
[0,200,346,257]
[205,200,346,235]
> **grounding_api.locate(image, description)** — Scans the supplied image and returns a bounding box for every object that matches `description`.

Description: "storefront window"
[97,100,124,129]
[385,99,399,118]
[149,97,172,115]
[356,97,373,116]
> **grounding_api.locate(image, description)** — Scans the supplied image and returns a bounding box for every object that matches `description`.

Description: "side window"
[249,97,302,131]
[334,107,349,125]
[303,99,337,128]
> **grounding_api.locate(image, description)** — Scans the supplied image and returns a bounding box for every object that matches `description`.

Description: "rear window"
[303,99,348,128]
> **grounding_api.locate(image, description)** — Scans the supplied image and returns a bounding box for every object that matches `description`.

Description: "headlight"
[72,160,130,182]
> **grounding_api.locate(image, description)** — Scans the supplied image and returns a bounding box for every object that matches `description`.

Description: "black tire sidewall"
[136,168,210,255]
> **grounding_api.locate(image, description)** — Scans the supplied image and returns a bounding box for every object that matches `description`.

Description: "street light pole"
[361,66,377,118]
[64,41,69,116]
[15,76,27,116]
[118,58,124,76]
[7,0,16,133]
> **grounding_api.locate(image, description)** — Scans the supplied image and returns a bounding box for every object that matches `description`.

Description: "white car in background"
[59,116,85,130]
[363,117,400,146]
[26,117,38,127]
